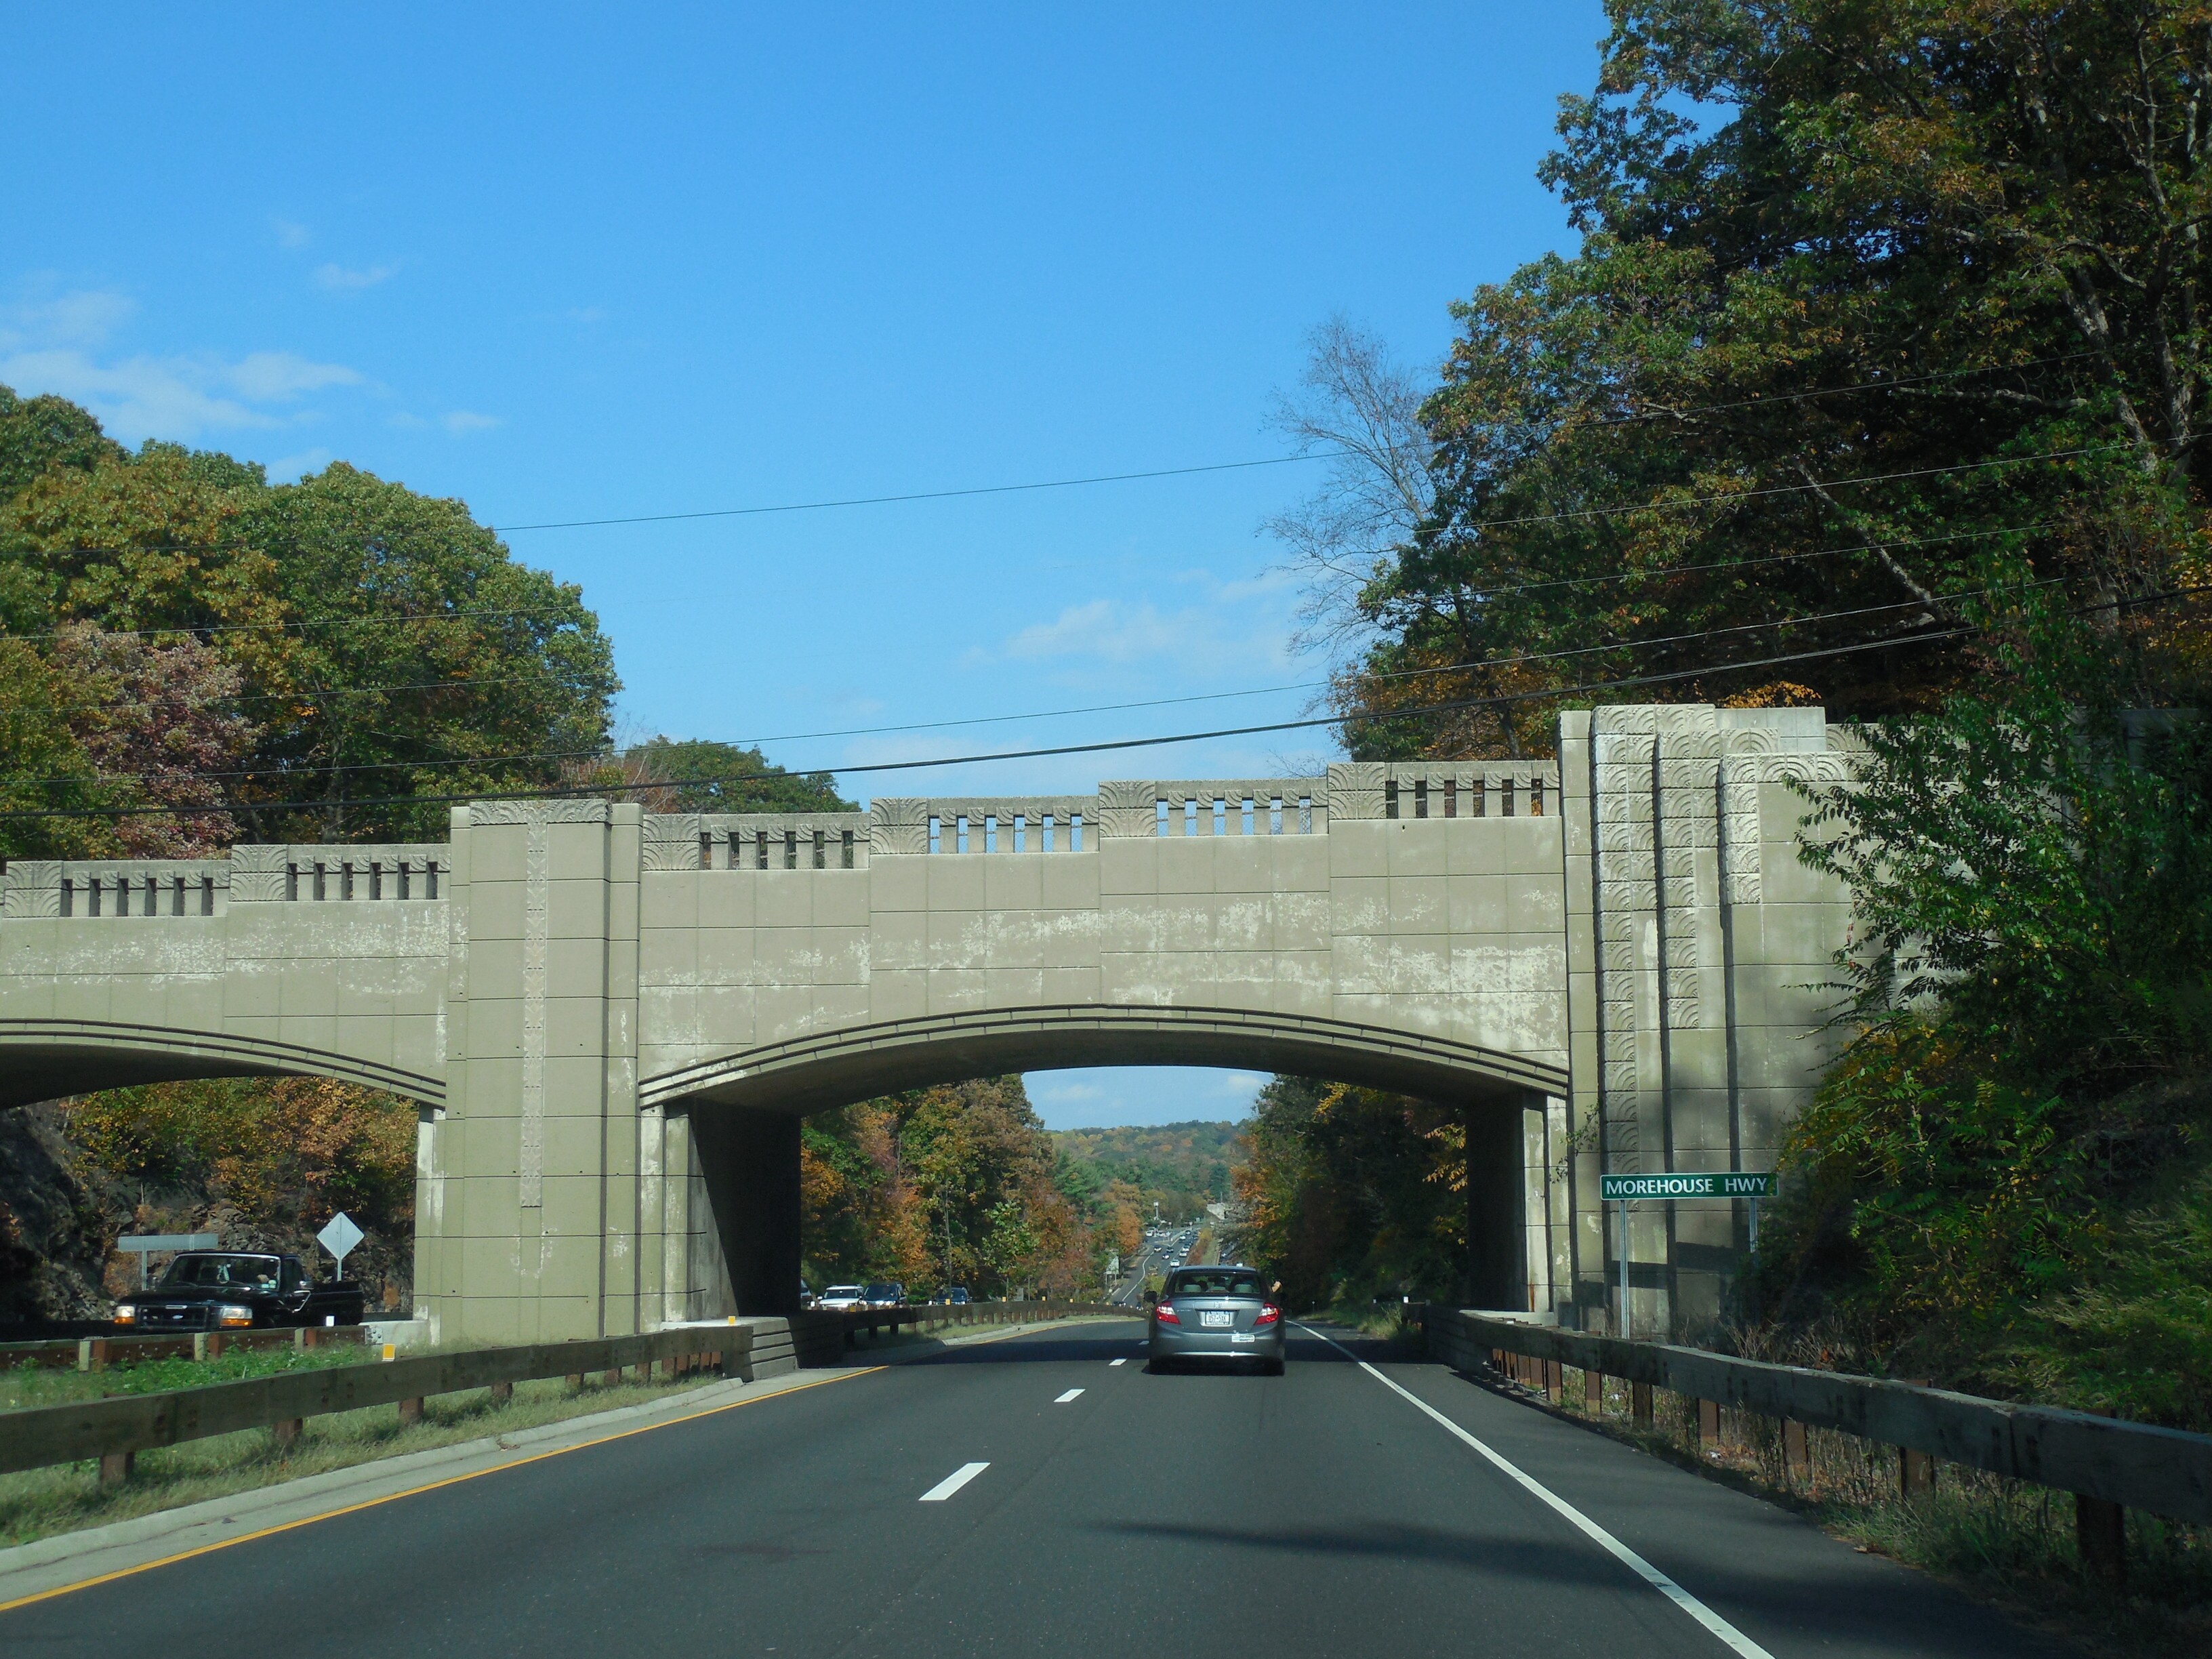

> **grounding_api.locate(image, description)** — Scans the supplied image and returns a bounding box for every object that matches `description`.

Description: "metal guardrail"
[1425,1309,2212,1526]
[0,1300,1125,1484]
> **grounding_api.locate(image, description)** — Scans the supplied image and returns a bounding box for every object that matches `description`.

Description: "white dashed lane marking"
[919,1462,990,1502]
[1109,1358,1126,1367]
[1054,1389,1084,1404]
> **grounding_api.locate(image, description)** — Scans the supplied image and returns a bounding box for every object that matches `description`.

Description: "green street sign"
[1600,1171,1776,1201]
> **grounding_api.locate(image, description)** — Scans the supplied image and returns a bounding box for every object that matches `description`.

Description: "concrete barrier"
[1425,1308,2212,1525]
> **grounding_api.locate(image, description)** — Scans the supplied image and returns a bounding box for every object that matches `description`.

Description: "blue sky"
[3,4,1603,1129]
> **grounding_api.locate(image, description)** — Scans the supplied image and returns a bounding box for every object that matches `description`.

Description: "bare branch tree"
[1263,316,1436,663]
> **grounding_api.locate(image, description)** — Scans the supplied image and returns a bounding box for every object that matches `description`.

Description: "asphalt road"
[3,1320,2057,1659]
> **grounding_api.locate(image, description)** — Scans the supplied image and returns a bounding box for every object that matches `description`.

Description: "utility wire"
[8,581,2188,822]
[9,578,2054,791]
[1,386,2110,586]
[0,517,2034,668]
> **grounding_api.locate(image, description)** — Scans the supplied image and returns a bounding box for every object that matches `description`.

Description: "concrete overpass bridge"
[0,704,1858,1346]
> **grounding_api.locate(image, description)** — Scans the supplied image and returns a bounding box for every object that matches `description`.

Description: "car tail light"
[1254,1304,1281,1327]
[1154,1303,1181,1324]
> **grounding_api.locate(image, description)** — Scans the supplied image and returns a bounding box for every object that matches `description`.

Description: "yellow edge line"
[0,1364,884,1616]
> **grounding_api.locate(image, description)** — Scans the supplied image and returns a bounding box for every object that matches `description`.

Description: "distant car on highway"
[930,1286,971,1305]
[863,1282,905,1308]
[1147,1265,1284,1376]
[815,1284,868,1311]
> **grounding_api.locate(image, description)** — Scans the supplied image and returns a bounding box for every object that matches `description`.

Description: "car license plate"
[1201,1311,1233,1328]
[1231,1333,1256,1345]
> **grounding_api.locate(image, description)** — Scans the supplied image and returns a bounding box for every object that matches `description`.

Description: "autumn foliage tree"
[800,1078,1097,1298]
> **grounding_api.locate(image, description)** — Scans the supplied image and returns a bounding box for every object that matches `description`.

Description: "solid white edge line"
[1055,1389,1085,1403]
[918,1461,990,1502]
[1292,1324,1775,1659]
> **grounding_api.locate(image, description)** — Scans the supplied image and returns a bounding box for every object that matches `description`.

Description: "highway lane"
[2,1320,2060,1659]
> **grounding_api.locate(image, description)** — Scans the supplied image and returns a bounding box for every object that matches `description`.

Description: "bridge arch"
[0,1019,446,1111]
[637,1005,1565,1323]
[640,1004,1568,1119]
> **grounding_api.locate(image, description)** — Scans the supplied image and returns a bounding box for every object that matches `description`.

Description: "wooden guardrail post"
[1698,1399,1721,1447]
[1783,1419,1809,1480]
[1583,1367,1603,1414]
[98,1451,132,1487]
[78,1336,107,1372]
[2076,1494,2127,1584]
[398,1396,424,1425]
[490,1380,514,1405]
[1631,1382,1654,1429]
[1898,1379,1935,1495]
[272,1417,303,1450]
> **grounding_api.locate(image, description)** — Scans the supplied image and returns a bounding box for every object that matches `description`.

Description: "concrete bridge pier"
[687,1107,804,1317]
[1466,1098,1534,1311]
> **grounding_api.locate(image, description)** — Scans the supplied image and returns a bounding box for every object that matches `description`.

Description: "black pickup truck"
[113,1251,366,1332]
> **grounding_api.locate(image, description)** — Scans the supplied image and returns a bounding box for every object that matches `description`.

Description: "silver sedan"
[1147,1265,1286,1375]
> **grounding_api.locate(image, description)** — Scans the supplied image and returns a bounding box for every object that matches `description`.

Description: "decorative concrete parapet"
[3,859,231,918]
[1102,777,1328,837]
[227,842,450,903]
[649,811,873,871]
[872,796,1097,855]
[1370,761,1563,820]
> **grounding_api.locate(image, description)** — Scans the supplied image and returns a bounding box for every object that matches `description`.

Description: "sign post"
[316,1212,365,1282]
[1597,1172,1777,1341]
[115,1232,218,1290]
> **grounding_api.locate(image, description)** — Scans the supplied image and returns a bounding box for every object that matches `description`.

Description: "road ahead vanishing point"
[2,1321,2051,1659]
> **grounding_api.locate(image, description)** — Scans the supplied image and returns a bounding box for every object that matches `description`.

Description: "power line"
[1448,446,2113,535]
[5,514,2047,697]
[0,633,1971,820]
[1544,350,2100,429]
[0,603,592,647]
[13,576,2048,790]
[3,363,2114,581]
[10,581,2183,823]
[487,455,1329,533]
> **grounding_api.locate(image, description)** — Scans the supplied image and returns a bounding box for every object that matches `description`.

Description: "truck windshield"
[158,1254,281,1292]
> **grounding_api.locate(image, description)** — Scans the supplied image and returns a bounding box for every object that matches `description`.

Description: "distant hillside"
[1051,1120,1245,1223]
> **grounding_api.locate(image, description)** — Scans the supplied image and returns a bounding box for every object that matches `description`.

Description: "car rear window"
[159,1254,281,1292]
[1168,1270,1262,1298]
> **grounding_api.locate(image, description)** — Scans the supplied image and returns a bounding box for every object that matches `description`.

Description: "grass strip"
[0,1368,727,1550]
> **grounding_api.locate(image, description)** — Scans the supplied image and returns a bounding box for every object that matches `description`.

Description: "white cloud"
[272,218,312,249]
[314,262,396,291]
[228,350,363,401]
[0,284,368,443]
[0,285,136,351]
[997,587,1297,672]
[1,348,265,435]
[266,446,333,482]
[442,409,499,434]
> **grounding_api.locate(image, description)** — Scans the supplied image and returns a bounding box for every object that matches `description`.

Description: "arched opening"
[647,1006,1565,1324]
[0,1019,444,1111]
[0,1024,438,1329]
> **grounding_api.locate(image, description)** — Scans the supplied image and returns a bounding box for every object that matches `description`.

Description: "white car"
[815,1284,868,1311]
